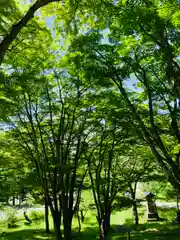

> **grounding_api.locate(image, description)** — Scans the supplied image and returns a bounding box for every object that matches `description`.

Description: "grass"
[1,220,180,240]
[0,195,180,240]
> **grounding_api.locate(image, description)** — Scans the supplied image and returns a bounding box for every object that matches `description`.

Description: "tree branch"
[0,0,61,65]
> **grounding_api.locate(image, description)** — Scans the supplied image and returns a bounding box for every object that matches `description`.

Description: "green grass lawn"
[0,195,180,240]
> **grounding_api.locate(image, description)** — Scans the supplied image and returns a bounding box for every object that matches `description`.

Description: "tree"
[2,0,180,237]
[0,132,29,206]
[82,93,136,239]
[66,0,180,196]
[22,167,51,233]
[87,125,124,240]
[2,69,94,239]
[117,145,156,225]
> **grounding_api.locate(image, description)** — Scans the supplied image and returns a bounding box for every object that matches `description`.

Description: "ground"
[0,207,180,240]
[0,191,180,239]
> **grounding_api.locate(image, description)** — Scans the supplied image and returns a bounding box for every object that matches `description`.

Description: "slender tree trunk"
[175,189,180,210]
[99,219,104,240]
[77,211,81,233]
[129,183,139,225]
[132,200,139,225]
[80,209,85,222]
[19,193,25,204]
[12,195,15,206]
[45,197,50,233]
[21,193,25,203]
[127,232,131,240]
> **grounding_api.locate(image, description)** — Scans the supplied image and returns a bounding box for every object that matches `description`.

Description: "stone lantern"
[145,192,160,221]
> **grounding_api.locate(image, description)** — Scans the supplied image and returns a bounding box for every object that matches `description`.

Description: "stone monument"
[145,192,160,221]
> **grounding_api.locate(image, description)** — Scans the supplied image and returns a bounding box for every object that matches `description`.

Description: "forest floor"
[0,191,179,239]
[0,205,180,240]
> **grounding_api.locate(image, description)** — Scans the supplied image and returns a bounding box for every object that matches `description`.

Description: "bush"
[30,211,44,221]
[6,210,18,226]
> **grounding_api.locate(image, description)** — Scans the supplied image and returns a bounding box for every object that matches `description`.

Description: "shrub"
[6,210,18,226]
[30,211,44,221]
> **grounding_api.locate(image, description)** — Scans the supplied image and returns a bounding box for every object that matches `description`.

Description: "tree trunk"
[105,212,111,229]
[45,197,50,233]
[63,212,73,240]
[127,232,131,240]
[80,209,85,222]
[99,219,104,240]
[132,200,139,225]
[12,196,15,206]
[129,183,139,225]
[103,224,108,240]
[103,212,111,240]
[52,211,62,240]
[21,193,25,203]
[176,190,180,210]
[97,214,111,240]
[77,211,81,232]
[19,193,25,205]
[55,224,62,240]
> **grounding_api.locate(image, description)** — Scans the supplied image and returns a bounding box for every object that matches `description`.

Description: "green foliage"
[142,181,177,201]
[0,133,29,204]
[1,0,180,238]
[5,210,18,226]
[30,211,44,221]
[113,196,135,211]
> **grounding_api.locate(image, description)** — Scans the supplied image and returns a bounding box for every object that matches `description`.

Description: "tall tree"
[117,145,156,225]
[2,69,93,240]
[87,124,125,240]
[66,0,180,195]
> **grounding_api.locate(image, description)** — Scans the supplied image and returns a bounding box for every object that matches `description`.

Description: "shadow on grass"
[74,223,180,240]
[73,226,98,240]
[129,227,180,240]
[1,216,45,231]
[0,227,98,240]
[74,220,180,240]
[1,221,180,240]
[0,229,54,240]
[110,222,180,240]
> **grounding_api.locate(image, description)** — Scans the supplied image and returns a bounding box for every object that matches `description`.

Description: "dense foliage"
[0,0,180,240]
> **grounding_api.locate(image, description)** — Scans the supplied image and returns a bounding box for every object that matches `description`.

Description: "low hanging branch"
[0,0,61,65]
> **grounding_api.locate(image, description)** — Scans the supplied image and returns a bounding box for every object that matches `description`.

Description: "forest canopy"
[0,1,180,240]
